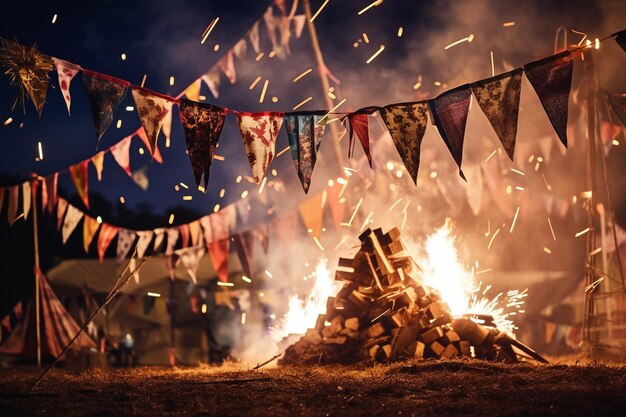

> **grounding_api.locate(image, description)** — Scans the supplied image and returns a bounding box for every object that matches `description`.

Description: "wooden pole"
[32,181,41,368]
[303,0,345,169]
[169,277,176,367]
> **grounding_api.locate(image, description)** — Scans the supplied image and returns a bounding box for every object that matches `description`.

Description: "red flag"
[208,238,229,282]
[97,224,119,262]
[111,133,133,176]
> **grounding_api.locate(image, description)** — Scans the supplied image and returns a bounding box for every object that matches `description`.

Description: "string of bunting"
[1,28,624,210]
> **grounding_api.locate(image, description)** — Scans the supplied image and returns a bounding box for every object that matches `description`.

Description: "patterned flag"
[131,86,175,154]
[135,230,153,258]
[233,231,255,277]
[472,69,523,160]
[136,117,164,164]
[116,229,135,263]
[153,228,165,252]
[83,215,100,252]
[285,111,327,193]
[379,102,429,184]
[110,133,133,176]
[179,99,227,191]
[52,58,81,115]
[346,107,378,168]
[524,51,573,148]
[233,39,247,59]
[97,224,119,262]
[62,204,83,244]
[165,228,180,256]
[176,246,205,284]
[91,151,105,181]
[429,85,472,180]
[237,111,284,183]
[69,160,90,209]
[82,69,129,147]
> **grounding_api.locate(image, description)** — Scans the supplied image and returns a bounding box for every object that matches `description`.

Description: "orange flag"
[97,223,119,262]
[69,160,89,209]
[83,215,100,252]
[298,193,324,238]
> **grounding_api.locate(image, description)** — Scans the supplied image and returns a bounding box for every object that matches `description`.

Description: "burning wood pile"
[280,227,546,365]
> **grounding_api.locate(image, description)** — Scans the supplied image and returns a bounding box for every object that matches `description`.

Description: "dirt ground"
[0,359,625,417]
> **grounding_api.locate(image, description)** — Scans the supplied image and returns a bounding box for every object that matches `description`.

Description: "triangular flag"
[237,111,284,183]
[131,166,149,191]
[62,204,83,244]
[429,85,472,180]
[179,99,227,191]
[257,223,270,254]
[292,15,306,38]
[210,208,232,242]
[263,7,278,49]
[69,160,90,209]
[52,57,80,115]
[472,69,522,160]
[165,228,180,256]
[327,182,345,226]
[136,230,153,258]
[523,51,573,147]
[22,182,31,220]
[110,134,133,176]
[131,86,175,155]
[217,50,236,84]
[463,163,483,216]
[82,69,129,146]
[379,102,429,184]
[299,193,324,238]
[136,125,164,164]
[162,107,173,147]
[200,215,213,245]
[179,224,190,248]
[233,39,247,60]
[176,246,205,284]
[279,16,292,53]
[614,29,626,53]
[276,0,287,15]
[166,254,178,280]
[208,238,229,282]
[249,21,261,53]
[184,78,202,102]
[285,112,327,193]
[44,172,59,213]
[116,229,135,263]
[56,198,68,230]
[272,212,297,249]
[346,107,378,168]
[7,185,19,225]
[97,224,119,262]
[83,215,100,252]
[236,199,251,225]
[201,67,221,99]
[92,151,105,181]
[129,257,140,285]
[153,228,165,252]
[233,232,254,277]
[189,220,202,247]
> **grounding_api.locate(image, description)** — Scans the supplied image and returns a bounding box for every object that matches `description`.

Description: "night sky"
[0,0,624,312]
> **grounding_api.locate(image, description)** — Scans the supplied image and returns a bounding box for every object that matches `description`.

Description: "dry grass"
[0,359,625,416]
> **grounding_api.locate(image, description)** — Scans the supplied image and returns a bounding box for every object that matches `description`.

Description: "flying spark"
[444,34,475,50]
[366,45,385,63]
[310,0,330,23]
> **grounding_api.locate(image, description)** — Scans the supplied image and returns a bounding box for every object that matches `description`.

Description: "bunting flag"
[129,257,140,284]
[116,229,135,263]
[379,102,429,184]
[471,69,523,160]
[82,215,100,252]
[463,163,483,216]
[131,86,175,155]
[285,112,327,193]
[91,151,105,181]
[179,224,190,248]
[110,133,133,176]
[189,220,202,247]
[346,108,378,168]
[201,67,221,99]
[327,182,345,226]
[430,85,472,180]
[237,112,284,183]
[153,228,165,252]
[165,228,180,256]
[135,230,153,258]
[200,215,213,246]
[179,99,227,191]
[523,51,573,148]
[217,51,236,84]
[166,254,178,280]
[257,223,270,254]
[0,39,54,115]
[236,199,251,225]
[249,21,261,54]
[69,160,90,209]
[162,108,173,147]
[292,15,306,38]
[22,182,31,220]
[62,204,83,244]
[233,231,254,277]
[184,78,202,102]
[7,185,18,225]
[233,38,247,60]
[614,29,626,53]
[279,16,291,53]
[298,192,324,238]
[82,69,129,145]
[272,211,297,249]
[176,246,205,284]
[131,166,149,191]
[136,123,164,164]
[56,198,68,230]
[208,238,229,282]
[97,224,119,262]
[52,57,80,115]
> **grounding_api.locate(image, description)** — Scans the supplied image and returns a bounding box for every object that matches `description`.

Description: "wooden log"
[420,326,445,344]
[362,322,386,339]
[303,328,322,345]
[428,341,445,357]
[390,325,418,359]
[440,343,458,360]
[322,336,348,345]
[442,329,460,344]
[451,318,490,346]
[349,290,372,311]
[426,301,449,320]
[315,314,326,330]
[344,317,360,331]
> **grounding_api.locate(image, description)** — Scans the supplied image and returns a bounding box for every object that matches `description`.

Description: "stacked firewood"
[280,227,546,365]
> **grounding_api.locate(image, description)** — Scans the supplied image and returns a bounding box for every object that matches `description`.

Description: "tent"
[0,268,95,360]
